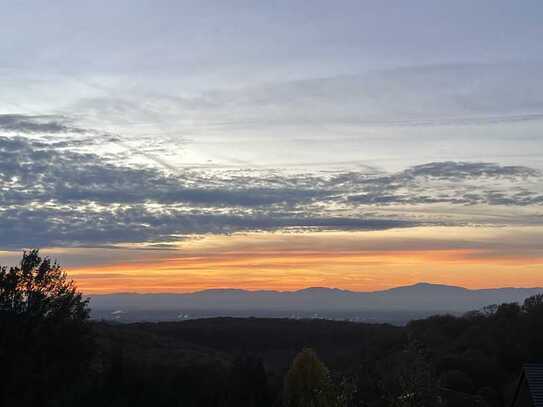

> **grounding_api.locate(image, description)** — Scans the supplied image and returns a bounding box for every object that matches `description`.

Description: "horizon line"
[85,281,543,296]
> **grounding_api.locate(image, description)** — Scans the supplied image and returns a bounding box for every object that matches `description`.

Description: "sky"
[1,1,543,293]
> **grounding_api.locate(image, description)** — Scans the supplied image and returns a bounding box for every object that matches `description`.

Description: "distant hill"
[89,282,543,321]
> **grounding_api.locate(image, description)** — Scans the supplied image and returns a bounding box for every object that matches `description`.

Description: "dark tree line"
[0,250,93,405]
[406,296,543,406]
[1,250,542,406]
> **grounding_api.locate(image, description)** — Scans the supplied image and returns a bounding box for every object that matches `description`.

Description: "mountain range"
[89,282,542,315]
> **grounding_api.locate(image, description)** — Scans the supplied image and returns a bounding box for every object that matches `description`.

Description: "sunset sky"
[1,1,543,293]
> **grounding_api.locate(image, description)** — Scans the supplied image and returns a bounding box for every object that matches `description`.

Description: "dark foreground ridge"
[3,251,543,406]
[88,301,543,407]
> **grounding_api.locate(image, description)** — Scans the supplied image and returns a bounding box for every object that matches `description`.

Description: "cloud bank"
[0,135,541,249]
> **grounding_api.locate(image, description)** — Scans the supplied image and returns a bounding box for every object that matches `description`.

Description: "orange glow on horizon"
[63,227,543,294]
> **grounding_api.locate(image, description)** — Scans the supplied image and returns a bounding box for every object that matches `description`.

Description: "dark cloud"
[399,161,540,180]
[0,205,418,249]
[0,136,413,248]
[0,136,541,249]
[0,137,322,207]
[0,114,84,134]
[345,161,542,207]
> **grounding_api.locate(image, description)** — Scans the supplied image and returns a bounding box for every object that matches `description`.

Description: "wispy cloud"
[63,63,543,132]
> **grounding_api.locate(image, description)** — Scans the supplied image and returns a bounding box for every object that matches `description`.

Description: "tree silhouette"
[284,348,336,407]
[380,341,443,407]
[0,249,93,406]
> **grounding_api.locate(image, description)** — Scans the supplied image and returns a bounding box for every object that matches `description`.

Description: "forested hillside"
[2,252,542,406]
